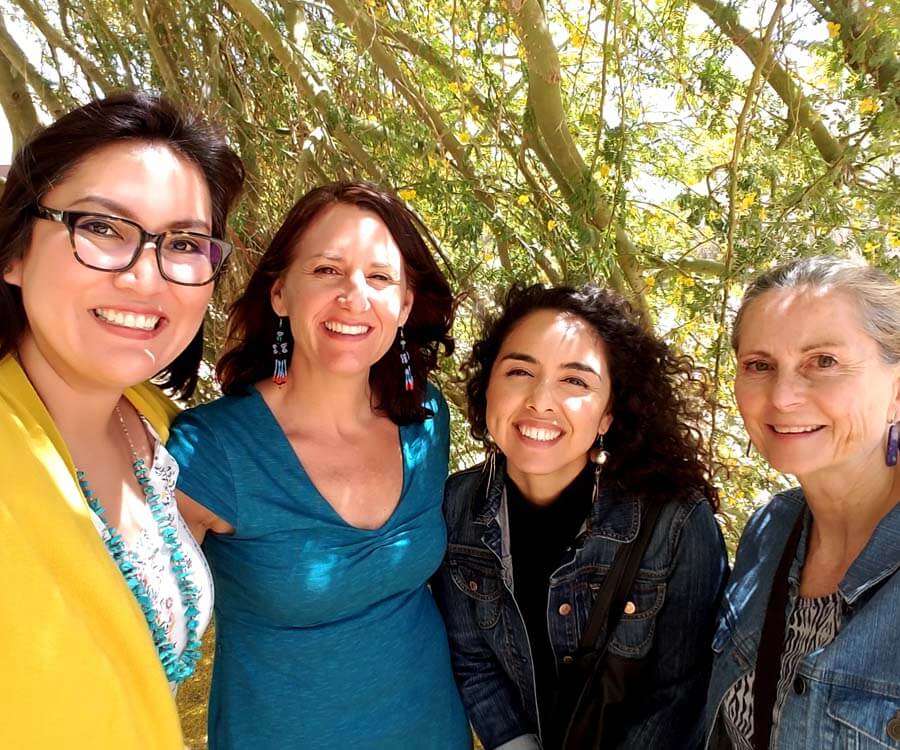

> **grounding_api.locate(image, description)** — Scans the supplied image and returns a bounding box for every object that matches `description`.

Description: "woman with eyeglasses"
[0,92,244,748]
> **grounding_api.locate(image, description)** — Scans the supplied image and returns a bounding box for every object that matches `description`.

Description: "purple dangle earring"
[886,421,899,467]
[272,317,290,387]
[399,326,414,392]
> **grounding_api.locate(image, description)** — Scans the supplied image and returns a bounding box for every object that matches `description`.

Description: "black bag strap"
[752,509,805,750]
[576,499,665,665]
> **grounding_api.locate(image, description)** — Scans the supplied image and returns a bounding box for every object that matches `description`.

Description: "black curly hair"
[464,284,717,509]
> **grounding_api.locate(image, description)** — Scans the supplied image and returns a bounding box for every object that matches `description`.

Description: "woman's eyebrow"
[499,352,538,364]
[562,361,599,376]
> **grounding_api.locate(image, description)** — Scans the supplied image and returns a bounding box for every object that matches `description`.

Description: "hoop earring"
[272,317,290,387]
[887,421,899,467]
[590,434,609,504]
[399,326,413,392]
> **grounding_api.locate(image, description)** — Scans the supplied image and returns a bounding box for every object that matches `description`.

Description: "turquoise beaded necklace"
[76,405,202,684]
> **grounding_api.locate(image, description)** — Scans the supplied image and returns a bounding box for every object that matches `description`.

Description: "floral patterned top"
[86,421,214,689]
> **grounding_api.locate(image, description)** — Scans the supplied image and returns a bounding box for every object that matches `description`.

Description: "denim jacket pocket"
[447,546,503,629]
[827,685,900,749]
[592,580,666,658]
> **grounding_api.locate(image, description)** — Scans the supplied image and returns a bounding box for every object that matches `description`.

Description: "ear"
[598,409,614,438]
[398,288,414,327]
[3,258,23,287]
[889,366,900,423]
[270,277,287,317]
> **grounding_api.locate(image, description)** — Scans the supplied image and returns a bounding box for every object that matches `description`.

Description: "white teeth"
[324,321,369,335]
[772,425,820,434]
[94,308,160,331]
[518,425,562,441]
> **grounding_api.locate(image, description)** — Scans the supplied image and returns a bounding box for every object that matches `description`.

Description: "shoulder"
[171,392,256,432]
[443,461,488,519]
[423,381,449,421]
[732,486,805,571]
[643,492,724,570]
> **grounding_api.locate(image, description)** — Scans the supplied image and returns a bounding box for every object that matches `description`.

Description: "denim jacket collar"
[471,452,642,542]
[840,500,900,603]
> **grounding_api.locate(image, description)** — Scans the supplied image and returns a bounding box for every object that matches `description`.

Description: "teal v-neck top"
[167,385,471,750]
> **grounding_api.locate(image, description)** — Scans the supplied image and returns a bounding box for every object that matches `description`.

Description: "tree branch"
[0,7,68,117]
[692,0,846,165]
[11,0,116,94]
[0,44,39,151]
[506,0,650,320]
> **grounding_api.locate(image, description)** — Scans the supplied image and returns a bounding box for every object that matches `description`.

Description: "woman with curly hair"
[432,283,728,750]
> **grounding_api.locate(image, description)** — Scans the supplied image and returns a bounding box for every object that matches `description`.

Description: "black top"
[506,463,596,737]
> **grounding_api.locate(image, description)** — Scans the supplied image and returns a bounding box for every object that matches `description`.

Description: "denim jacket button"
[624,601,637,615]
[468,580,478,592]
[887,711,900,741]
[792,676,806,695]
[562,655,574,665]
[558,603,572,616]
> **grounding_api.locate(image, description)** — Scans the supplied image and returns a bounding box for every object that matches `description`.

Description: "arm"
[431,560,542,750]
[175,490,234,543]
[615,501,728,750]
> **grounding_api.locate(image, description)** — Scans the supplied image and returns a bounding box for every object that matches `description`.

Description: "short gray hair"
[732,255,900,363]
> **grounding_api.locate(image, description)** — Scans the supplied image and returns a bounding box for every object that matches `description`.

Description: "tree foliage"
[1,0,898,544]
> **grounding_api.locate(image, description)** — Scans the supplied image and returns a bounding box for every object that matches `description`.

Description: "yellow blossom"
[517,194,530,206]
[547,219,558,231]
[496,24,508,36]
[448,81,461,95]
[757,206,768,221]
[398,188,417,201]
[460,49,472,59]
[461,82,473,93]
[643,274,656,288]
[859,97,880,115]
[827,21,841,38]
[570,32,587,48]
[599,163,611,178]
[891,235,900,249]
[738,192,756,211]
[681,275,695,287]
[853,198,867,212]
[457,131,471,144]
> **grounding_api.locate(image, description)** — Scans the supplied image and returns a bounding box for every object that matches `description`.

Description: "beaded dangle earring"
[589,433,609,504]
[887,419,899,467]
[399,326,414,392]
[272,317,290,387]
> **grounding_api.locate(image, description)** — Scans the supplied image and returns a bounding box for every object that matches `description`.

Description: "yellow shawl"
[0,355,184,749]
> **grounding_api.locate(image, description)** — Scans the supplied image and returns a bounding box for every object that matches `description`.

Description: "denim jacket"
[704,488,900,750]
[432,457,728,750]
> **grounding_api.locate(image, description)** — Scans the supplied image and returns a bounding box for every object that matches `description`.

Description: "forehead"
[43,142,211,215]
[501,309,607,359]
[738,287,871,352]
[294,203,403,264]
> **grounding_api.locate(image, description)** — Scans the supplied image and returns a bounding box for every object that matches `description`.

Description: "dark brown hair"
[465,284,717,508]
[0,91,245,398]
[217,181,455,425]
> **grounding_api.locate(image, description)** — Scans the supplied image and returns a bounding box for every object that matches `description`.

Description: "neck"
[259,357,377,436]
[798,454,900,557]
[16,338,126,451]
[506,456,590,507]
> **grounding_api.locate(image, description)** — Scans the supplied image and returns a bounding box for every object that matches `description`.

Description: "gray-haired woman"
[705,256,900,749]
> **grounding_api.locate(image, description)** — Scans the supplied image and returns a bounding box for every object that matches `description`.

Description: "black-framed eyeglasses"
[35,205,233,286]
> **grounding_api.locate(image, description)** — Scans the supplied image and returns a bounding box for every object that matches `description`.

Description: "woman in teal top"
[167,182,470,749]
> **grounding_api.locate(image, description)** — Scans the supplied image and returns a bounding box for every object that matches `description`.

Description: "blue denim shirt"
[704,488,900,750]
[432,458,728,750]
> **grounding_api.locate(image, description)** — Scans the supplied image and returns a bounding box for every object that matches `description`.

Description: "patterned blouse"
[721,590,843,749]
[86,423,214,689]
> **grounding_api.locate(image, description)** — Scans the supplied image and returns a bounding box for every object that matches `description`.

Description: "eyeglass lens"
[71,214,225,284]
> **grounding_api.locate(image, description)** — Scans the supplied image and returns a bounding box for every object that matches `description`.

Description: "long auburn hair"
[465,284,718,509]
[217,182,455,425]
[0,91,244,398]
